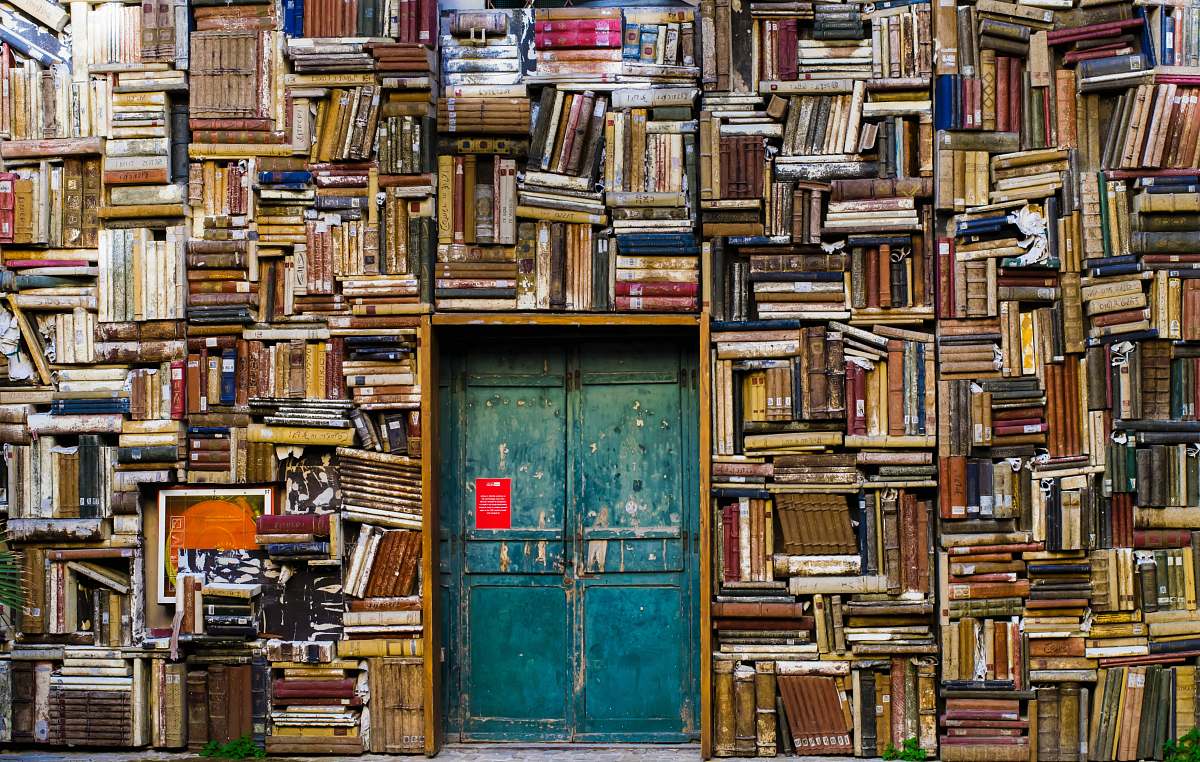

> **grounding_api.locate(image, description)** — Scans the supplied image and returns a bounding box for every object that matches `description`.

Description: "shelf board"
[431,311,701,327]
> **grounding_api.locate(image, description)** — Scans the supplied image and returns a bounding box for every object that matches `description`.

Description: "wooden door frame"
[420,322,707,755]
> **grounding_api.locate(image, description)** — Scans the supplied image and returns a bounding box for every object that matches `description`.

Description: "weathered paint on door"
[439,339,699,743]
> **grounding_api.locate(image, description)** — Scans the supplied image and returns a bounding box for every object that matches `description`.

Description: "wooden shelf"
[431,311,701,327]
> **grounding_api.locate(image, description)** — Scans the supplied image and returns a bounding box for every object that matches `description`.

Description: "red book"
[614,295,698,311]
[0,171,14,243]
[614,281,699,296]
[271,679,356,697]
[1007,57,1022,135]
[4,259,92,267]
[257,513,331,535]
[534,31,623,49]
[534,19,622,32]
[170,359,185,420]
[995,55,1010,131]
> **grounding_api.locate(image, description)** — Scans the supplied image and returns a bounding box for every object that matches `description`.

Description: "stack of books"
[267,658,364,755]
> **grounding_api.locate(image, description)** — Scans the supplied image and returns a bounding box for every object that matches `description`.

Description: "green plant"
[1165,727,1200,762]
[199,735,266,760]
[883,737,928,762]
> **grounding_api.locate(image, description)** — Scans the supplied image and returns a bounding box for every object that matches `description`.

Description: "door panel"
[442,338,698,743]
[573,343,695,740]
[580,585,689,736]
[457,346,569,736]
[466,584,569,738]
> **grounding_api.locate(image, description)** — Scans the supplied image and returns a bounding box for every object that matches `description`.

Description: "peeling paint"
[497,442,508,470]
[498,542,510,573]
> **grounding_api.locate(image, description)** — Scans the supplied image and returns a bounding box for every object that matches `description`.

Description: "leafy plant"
[0,537,25,611]
[883,737,928,762]
[200,735,266,760]
[1164,727,1200,762]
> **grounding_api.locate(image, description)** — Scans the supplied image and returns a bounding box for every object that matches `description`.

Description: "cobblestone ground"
[0,745,878,761]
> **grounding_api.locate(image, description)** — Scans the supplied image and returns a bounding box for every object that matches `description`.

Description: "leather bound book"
[733,663,756,755]
[714,657,736,756]
[887,340,905,436]
[206,664,228,744]
[754,662,777,756]
[186,670,209,751]
[805,326,829,417]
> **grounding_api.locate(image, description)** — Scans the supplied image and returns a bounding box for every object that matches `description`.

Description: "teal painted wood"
[439,338,699,743]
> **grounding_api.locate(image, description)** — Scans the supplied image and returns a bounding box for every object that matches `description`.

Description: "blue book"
[188,426,231,436]
[727,235,791,246]
[915,342,927,435]
[1137,6,1157,68]
[934,76,955,131]
[1084,254,1138,267]
[711,319,802,331]
[621,21,640,60]
[220,349,237,405]
[0,8,69,66]
[259,171,312,184]
[712,487,771,499]
[1087,263,1142,277]
[1087,328,1158,347]
[1145,184,1199,194]
[616,233,695,245]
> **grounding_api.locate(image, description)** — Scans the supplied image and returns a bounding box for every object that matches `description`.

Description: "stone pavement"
[0,744,884,761]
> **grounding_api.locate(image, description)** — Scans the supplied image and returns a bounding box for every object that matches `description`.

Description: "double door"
[439,338,699,742]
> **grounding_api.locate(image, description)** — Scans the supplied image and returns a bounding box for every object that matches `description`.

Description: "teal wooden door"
[439,338,699,743]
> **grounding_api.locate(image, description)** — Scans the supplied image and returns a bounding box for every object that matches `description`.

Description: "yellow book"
[514,205,606,226]
[336,639,423,658]
[1019,311,1035,374]
[272,727,361,738]
[97,204,186,219]
[188,143,295,159]
[247,423,355,446]
[812,593,830,653]
[437,155,453,244]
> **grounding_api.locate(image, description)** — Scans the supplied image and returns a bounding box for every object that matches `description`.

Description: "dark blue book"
[188,426,232,436]
[1083,254,1138,267]
[711,319,802,331]
[266,541,331,556]
[220,348,237,405]
[934,75,954,131]
[1087,263,1142,277]
[1137,6,1156,67]
[747,271,844,282]
[726,235,791,246]
[259,171,312,184]
[712,487,771,499]
[1087,328,1159,347]
[916,342,927,434]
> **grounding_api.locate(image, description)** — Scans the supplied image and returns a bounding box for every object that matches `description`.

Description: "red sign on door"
[475,478,511,530]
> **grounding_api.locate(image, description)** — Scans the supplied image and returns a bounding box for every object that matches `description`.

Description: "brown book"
[186,670,209,751]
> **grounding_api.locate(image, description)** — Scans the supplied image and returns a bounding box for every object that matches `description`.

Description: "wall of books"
[0,0,1197,755]
[702,0,1200,756]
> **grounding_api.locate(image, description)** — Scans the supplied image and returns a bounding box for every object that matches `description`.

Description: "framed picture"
[157,486,275,604]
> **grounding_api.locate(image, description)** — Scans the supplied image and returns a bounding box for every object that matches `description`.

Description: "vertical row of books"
[434,7,701,313]
[703,0,941,756]
[0,0,432,752]
[0,0,189,745]
[934,0,1200,756]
